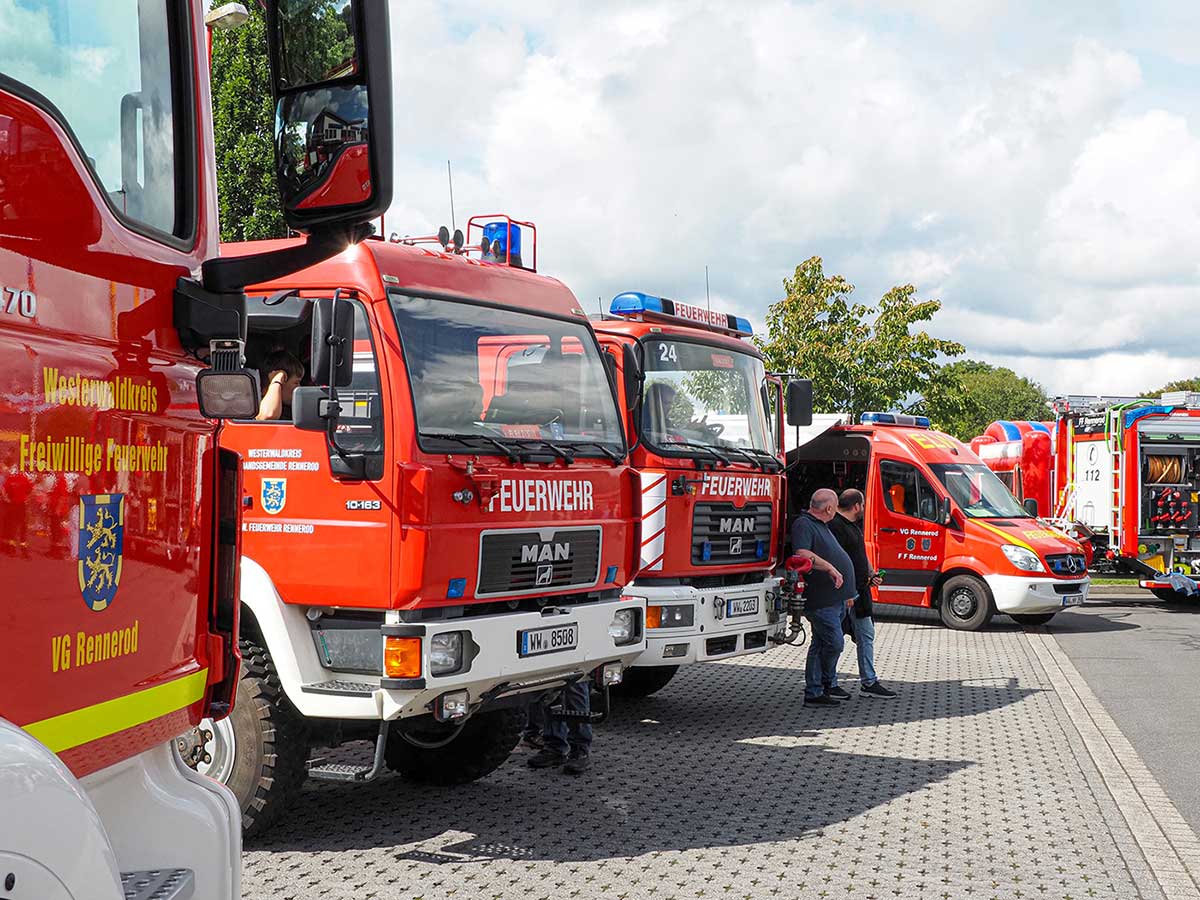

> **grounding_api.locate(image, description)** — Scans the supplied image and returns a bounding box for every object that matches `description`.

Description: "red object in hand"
[785,554,814,574]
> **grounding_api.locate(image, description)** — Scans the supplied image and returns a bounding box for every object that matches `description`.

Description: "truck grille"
[691,502,773,566]
[1045,553,1087,577]
[477,526,602,597]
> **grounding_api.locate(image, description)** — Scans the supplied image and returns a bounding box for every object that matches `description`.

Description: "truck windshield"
[641,338,771,455]
[929,463,1029,519]
[389,292,624,455]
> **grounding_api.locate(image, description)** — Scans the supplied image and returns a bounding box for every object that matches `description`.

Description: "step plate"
[301,679,376,696]
[308,761,374,781]
[121,869,194,900]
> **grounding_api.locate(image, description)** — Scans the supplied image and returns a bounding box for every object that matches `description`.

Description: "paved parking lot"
[243,605,1199,900]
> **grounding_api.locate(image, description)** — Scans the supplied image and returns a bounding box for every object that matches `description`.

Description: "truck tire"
[1009,612,1057,626]
[610,665,679,698]
[385,709,523,785]
[206,640,309,839]
[938,575,994,631]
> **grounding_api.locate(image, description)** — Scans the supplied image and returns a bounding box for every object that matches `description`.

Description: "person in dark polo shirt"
[790,488,857,707]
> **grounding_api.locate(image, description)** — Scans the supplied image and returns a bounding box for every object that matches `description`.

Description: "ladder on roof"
[1106,407,1124,541]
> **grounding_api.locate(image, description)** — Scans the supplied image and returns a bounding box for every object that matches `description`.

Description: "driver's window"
[332,301,384,455]
[880,460,939,523]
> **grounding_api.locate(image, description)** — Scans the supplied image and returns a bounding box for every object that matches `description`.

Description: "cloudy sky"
[385,0,1200,396]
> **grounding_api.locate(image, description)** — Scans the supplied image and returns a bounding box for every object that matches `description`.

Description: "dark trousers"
[804,604,846,699]
[542,680,592,756]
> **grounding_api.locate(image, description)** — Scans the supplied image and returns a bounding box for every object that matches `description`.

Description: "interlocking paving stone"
[242,607,1167,899]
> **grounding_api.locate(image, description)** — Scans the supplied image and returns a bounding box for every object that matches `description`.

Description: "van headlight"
[429,631,465,675]
[608,608,642,646]
[1001,545,1044,573]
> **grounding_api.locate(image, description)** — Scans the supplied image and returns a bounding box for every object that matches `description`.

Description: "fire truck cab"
[590,292,793,696]
[1046,393,1200,602]
[788,414,1090,630]
[1,0,396,894]
[209,219,645,835]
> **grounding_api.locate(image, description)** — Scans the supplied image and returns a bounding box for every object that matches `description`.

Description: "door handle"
[880,527,898,534]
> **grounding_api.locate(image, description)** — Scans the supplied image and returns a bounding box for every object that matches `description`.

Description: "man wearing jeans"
[829,488,897,698]
[790,488,857,708]
[527,681,592,774]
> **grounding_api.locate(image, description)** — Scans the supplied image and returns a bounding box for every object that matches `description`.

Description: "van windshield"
[389,292,624,456]
[929,463,1029,519]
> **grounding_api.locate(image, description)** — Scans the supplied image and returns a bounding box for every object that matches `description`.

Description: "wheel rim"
[177,716,237,784]
[400,721,466,750]
[949,587,978,620]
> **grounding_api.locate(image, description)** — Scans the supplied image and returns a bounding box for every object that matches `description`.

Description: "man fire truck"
[1031,394,1200,602]
[197,217,645,835]
[589,291,805,696]
[1,1,396,895]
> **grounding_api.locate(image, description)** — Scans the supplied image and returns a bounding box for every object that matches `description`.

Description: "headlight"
[608,608,642,645]
[646,604,694,629]
[1001,545,1044,573]
[429,631,465,675]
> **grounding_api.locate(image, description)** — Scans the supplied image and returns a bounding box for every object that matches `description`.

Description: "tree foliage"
[210,3,287,242]
[1149,377,1200,397]
[753,256,964,420]
[919,360,1049,441]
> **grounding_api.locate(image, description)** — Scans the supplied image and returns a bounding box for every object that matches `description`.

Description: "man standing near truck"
[829,489,897,698]
[791,488,857,707]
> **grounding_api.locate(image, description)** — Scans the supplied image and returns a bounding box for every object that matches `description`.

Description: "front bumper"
[626,578,785,667]
[983,574,1089,613]
[297,598,646,721]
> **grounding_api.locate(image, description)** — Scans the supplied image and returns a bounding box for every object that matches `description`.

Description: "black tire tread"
[610,665,679,698]
[938,574,995,631]
[235,638,309,839]
[385,708,523,786]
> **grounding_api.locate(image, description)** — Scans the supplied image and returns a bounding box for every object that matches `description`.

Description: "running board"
[121,869,194,900]
[307,721,390,782]
[300,679,376,697]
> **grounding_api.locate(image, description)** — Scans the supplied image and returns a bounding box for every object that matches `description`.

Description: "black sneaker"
[563,751,590,775]
[826,686,852,700]
[521,733,545,750]
[803,694,841,707]
[861,681,896,698]
[527,749,567,769]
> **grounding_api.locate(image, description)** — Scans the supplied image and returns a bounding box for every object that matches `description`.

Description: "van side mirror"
[786,379,813,426]
[1023,497,1039,517]
[940,496,954,526]
[309,297,354,387]
[622,343,642,413]
[267,0,393,233]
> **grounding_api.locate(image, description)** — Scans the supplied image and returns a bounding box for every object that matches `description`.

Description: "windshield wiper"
[741,447,783,471]
[422,432,525,463]
[718,445,769,471]
[562,440,624,464]
[665,441,732,466]
[509,438,577,464]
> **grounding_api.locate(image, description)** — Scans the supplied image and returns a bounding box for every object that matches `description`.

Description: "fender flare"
[932,556,989,605]
[0,719,124,899]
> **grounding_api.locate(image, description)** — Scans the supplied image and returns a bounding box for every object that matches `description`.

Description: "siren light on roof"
[609,291,753,336]
[860,412,931,429]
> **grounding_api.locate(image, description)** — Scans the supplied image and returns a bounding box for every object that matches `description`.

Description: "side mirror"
[291,386,337,432]
[939,496,954,526]
[786,379,813,426]
[267,0,393,233]
[1023,497,1039,517]
[310,297,354,387]
[622,343,642,413]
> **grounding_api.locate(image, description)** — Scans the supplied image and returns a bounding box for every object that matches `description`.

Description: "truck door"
[226,298,392,607]
[872,458,947,607]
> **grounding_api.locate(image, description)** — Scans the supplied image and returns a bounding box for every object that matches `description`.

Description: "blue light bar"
[609,291,753,337]
[860,412,931,429]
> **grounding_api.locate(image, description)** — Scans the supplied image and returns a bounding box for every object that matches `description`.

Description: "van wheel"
[179,640,309,839]
[1010,612,1057,626]
[385,709,524,785]
[938,575,994,631]
[610,665,680,698]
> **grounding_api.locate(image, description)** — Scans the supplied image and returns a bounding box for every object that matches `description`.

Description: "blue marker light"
[605,565,618,584]
[701,541,712,562]
[860,412,931,429]
[482,221,521,258]
[447,578,467,599]
[610,291,666,316]
[755,540,766,560]
[609,291,753,336]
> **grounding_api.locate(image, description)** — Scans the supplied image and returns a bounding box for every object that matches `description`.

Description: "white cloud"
[384,2,1199,395]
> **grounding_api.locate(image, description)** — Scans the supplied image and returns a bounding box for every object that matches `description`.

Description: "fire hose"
[770,553,814,647]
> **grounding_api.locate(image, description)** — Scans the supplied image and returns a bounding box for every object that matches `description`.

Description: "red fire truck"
[200,217,645,836]
[0,1,395,895]
[590,292,803,696]
[1033,394,1200,601]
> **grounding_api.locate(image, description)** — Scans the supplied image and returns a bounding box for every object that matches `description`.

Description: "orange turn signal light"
[384,636,422,678]
[646,606,662,629]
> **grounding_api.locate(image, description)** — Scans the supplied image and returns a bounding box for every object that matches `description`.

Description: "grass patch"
[1090,576,1141,585]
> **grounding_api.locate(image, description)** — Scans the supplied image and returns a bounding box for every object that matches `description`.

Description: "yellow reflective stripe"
[24,669,208,754]
[975,520,1036,553]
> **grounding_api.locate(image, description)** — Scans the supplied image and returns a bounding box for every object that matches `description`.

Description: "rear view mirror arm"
[200,222,373,294]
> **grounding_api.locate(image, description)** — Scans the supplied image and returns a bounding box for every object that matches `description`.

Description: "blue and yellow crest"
[261,478,287,515]
[78,493,124,612]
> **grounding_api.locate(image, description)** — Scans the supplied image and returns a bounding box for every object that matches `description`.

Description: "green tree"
[919,360,1049,441]
[754,256,964,419]
[210,3,287,242]
[1149,377,1200,396]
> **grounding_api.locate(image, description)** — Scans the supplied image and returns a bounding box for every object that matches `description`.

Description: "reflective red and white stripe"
[638,470,668,571]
